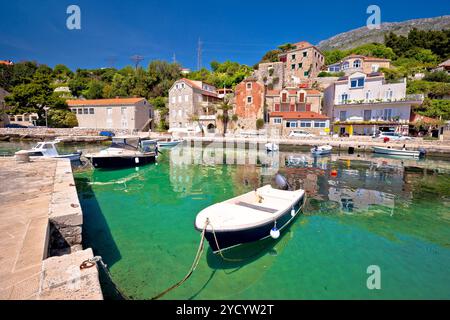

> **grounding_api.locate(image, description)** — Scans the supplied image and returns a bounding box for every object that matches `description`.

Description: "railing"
[335,96,423,106]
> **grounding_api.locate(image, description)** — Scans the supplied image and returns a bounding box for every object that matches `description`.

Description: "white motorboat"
[311,145,332,156]
[373,146,426,158]
[265,142,279,152]
[157,138,183,148]
[20,140,81,161]
[195,181,305,253]
[85,136,158,169]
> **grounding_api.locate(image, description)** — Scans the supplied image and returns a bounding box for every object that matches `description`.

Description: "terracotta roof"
[67,98,145,106]
[0,60,13,66]
[410,113,439,124]
[178,78,219,98]
[438,59,450,67]
[267,90,281,96]
[269,111,329,120]
[305,89,322,95]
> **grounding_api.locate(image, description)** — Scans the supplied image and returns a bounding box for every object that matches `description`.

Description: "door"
[106,108,113,128]
[121,107,128,129]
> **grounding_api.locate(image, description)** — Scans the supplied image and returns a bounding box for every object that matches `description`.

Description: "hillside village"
[1,28,450,140]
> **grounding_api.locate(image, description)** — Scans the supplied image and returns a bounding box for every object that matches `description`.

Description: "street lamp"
[43,107,50,128]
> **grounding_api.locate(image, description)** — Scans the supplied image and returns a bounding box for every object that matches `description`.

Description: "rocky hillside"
[317,15,450,51]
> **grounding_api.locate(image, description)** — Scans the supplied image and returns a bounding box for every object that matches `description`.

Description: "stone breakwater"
[0,158,103,300]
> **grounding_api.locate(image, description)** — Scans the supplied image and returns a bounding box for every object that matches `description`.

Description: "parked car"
[289,130,315,138]
[373,132,413,141]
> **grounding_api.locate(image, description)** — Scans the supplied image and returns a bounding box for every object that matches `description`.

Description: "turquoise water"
[2,141,449,299]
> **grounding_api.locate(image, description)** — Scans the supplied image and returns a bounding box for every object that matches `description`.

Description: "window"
[291,54,296,60]
[353,60,361,68]
[71,109,76,113]
[383,109,393,120]
[365,90,372,101]
[350,77,365,88]
[298,63,303,69]
[281,93,287,103]
[247,96,253,104]
[83,108,89,114]
[291,64,296,70]
[184,95,189,102]
[339,111,347,122]
[304,71,309,77]
[78,109,83,115]
[300,121,312,128]
[299,92,305,103]
[203,96,207,102]
[246,82,252,90]
[181,83,185,89]
[314,121,326,128]
[273,118,282,124]
[286,121,298,128]
[363,110,372,121]
[89,108,95,114]
[342,62,349,70]
[178,96,182,103]
[303,51,307,57]
[172,97,176,104]
[274,103,280,111]
[372,64,379,72]
[329,65,340,72]
[340,94,349,103]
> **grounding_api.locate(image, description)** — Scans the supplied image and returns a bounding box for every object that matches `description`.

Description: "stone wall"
[254,62,284,91]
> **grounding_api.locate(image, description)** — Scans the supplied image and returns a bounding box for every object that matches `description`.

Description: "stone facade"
[169,78,222,134]
[279,42,325,86]
[234,78,265,131]
[266,88,323,114]
[254,62,284,91]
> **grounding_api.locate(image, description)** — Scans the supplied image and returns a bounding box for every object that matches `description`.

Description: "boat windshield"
[110,138,140,150]
[140,140,157,153]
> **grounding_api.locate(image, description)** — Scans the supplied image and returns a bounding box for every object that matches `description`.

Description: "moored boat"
[157,138,183,148]
[195,183,305,253]
[373,146,426,158]
[86,136,158,169]
[265,142,279,152]
[311,145,332,156]
[19,140,82,161]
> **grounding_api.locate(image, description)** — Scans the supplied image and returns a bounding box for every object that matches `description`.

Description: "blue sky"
[0,0,449,71]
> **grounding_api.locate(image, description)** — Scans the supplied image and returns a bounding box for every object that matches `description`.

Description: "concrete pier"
[0,158,102,300]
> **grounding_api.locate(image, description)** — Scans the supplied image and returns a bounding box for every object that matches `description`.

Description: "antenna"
[197,38,203,70]
[130,55,144,70]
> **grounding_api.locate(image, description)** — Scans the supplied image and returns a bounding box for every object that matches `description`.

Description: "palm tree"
[215,98,233,137]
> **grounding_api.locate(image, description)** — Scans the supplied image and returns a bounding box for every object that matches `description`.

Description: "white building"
[325,72,423,136]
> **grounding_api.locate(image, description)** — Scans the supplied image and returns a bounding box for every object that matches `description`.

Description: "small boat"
[286,155,308,167]
[265,142,279,152]
[157,138,183,148]
[373,146,426,158]
[86,136,158,169]
[311,145,332,156]
[195,177,305,253]
[19,140,81,161]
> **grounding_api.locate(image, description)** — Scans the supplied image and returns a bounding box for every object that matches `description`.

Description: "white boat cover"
[195,185,304,232]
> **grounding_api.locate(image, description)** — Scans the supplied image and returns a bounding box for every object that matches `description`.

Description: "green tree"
[216,98,233,136]
[48,109,78,128]
[82,80,105,99]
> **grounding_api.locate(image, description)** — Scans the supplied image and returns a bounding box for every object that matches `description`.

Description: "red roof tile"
[269,111,329,120]
[67,98,145,106]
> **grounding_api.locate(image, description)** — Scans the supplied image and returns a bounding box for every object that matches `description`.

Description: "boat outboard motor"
[419,148,427,158]
[275,174,292,191]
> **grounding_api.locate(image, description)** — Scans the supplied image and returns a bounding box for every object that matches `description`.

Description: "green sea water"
[2,141,449,299]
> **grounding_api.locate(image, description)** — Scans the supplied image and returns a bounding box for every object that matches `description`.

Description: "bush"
[256,118,265,130]
[423,71,450,83]
[48,109,78,128]
[318,71,345,77]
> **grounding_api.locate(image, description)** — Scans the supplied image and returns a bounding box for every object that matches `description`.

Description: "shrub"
[256,118,265,130]
[48,109,78,128]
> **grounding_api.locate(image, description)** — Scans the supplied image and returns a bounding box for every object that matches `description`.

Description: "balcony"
[335,96,424,106]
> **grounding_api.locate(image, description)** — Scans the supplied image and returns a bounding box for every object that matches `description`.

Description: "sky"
[0,0,449,71]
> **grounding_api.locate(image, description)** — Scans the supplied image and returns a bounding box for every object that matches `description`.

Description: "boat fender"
[135,157,140,164]
[270,223,280,239]
[291,207,296,217]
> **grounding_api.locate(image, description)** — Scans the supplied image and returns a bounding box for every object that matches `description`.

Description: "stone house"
[325,71,423,136]
[255,62,285,91]
[278,41,325,86]
[432,59,450,74]
[266,87,323,114]
[327,55,391,75]
[67,98,153,131]
[168,78,222,134]
[234,77,265,130]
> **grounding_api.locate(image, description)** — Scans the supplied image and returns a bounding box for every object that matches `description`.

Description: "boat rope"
[150,219,209,300]
[208,222,249,262]
[80,256,131,300]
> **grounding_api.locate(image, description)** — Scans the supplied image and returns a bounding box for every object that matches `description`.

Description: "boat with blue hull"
[195,185,305,253]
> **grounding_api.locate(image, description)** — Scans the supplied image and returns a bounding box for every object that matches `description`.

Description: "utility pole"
[130,55,144,70]
[197,38,203,70]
